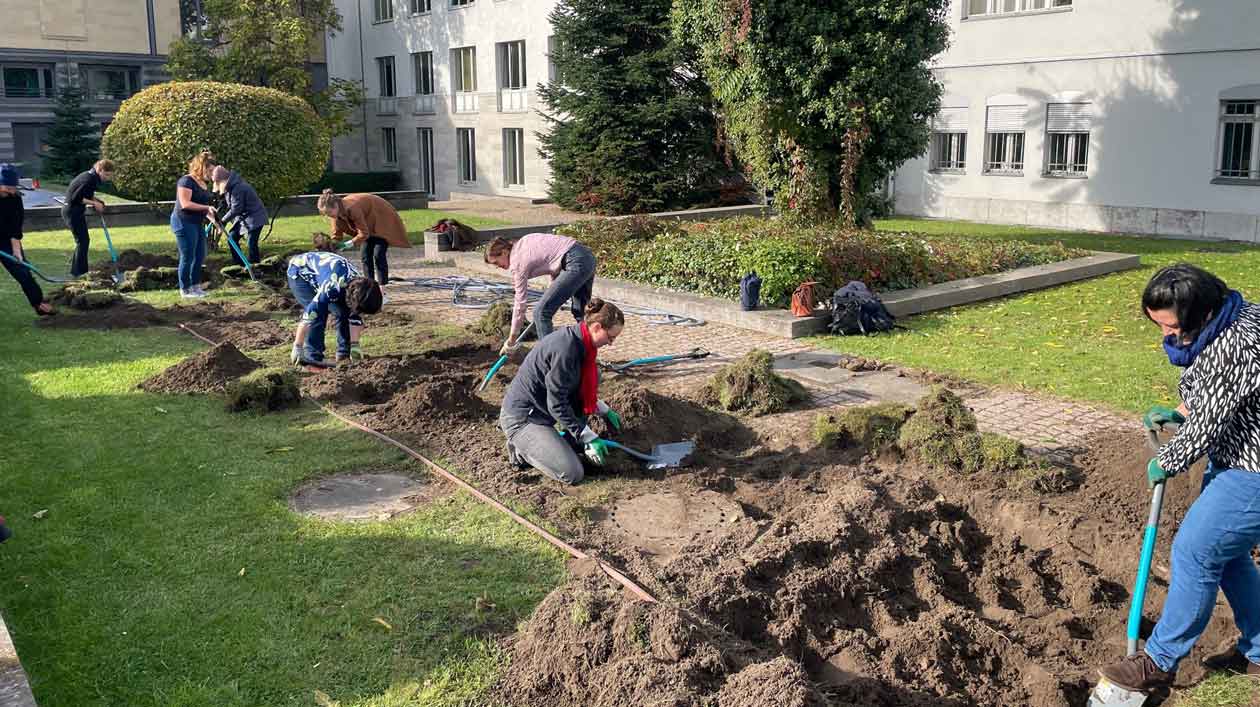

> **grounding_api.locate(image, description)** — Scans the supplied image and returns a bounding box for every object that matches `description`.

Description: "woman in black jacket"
[0,163,53,317]
[60,159,115,277]
[211,165,268,265]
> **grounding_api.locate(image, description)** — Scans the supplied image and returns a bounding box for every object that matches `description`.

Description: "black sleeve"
[222,182,245,223]
[14,197,22,239]
[64,172,90,205]
[544,341,585,437]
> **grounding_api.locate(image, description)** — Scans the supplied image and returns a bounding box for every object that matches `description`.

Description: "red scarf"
[578,322,599,415]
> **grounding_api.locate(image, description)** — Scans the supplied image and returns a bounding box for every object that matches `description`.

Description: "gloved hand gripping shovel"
[1087,423,1177,707]
[603,439,695,470]
[478,321,534,392]
[0,250,74,283]
[212,216,256,281]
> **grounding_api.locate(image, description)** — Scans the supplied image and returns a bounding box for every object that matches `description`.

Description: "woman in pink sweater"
[485,233,597,354]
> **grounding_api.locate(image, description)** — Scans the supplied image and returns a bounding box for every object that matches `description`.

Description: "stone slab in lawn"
[774,351,929,405]
[0,611,37,707]
[434,250,1139,339]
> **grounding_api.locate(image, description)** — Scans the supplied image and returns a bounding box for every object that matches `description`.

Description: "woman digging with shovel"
[499,299,625,485]
[0,164,54,318]
[484,233,598,356]
[1094,264,1260,697]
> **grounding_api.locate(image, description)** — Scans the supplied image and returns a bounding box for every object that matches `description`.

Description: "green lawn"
[812,217,1260,413]
[0,209,565,707]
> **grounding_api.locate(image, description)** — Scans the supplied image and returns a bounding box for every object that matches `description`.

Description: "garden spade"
[98,212,124,285]
[0,250,74,283]
[1087,425,1175,707]
[604,439,695,470]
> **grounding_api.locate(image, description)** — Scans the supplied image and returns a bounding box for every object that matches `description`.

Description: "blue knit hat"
[0,163,18,188]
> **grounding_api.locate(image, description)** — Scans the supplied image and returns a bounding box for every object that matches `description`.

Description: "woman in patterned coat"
[1098,264,1260,692]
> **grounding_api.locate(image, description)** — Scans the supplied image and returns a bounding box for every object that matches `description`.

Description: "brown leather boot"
[1099,653,1175,692]
[1202,648,1260,676]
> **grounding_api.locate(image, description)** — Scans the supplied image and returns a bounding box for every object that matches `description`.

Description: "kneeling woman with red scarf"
[498,299,625,484]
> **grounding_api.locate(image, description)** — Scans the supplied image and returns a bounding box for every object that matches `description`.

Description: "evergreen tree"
[539,0,736,214]
[42,83,100,180]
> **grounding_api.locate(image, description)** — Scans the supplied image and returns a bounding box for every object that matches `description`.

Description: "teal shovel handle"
[479,355,508,392]
[98,213,118,262]
[1127,481,1166,656]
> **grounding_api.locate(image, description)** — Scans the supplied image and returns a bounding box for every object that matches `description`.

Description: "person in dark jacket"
[61,159,115,277]
[499,299,625,485]
[210,165,268,265]
[0,164,54,317]
[1097,264,1260,693]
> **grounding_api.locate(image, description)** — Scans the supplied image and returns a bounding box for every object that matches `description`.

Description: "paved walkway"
[386,254,1137,463]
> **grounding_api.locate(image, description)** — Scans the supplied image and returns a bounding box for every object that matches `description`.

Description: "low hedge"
[556,216,1088,305]
[305,170,402,195]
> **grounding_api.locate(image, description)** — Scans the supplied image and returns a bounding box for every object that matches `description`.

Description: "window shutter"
[986,105,1026,132]
[933,107,968,132]
[1046,103,1092,132]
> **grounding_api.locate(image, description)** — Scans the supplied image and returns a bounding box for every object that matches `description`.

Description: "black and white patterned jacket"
[1160,303,1260,475]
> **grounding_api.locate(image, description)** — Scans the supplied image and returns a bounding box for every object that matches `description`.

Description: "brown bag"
[791,281,818,317]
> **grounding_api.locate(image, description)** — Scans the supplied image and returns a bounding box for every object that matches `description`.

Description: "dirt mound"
[111,250,178,270]
[303,344,496,404]
[253,290,300,313]
[376,374,495,426]
[118,266,179,292]
[38,300,172,329]
[48,288,123,310]
[224,368,301,413]
[139,343,261,394]
[699,350,807,416]
[196,318,287,350]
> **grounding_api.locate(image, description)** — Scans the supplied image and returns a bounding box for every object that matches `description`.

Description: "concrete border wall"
[22,191,430,232]
[0,612,36,707]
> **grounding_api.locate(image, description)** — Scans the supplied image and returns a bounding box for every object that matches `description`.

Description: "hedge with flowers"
[555,217,1088,306]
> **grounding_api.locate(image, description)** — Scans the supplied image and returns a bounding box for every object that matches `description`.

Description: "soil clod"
[224,368,301,413]
[699,350,807,416]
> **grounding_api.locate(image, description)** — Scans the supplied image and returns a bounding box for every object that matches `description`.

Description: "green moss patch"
[813,403,913,451]
[699,350,807,416]
[224,368,301,414]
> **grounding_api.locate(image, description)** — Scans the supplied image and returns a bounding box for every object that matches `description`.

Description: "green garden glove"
[584,438,611,466]
[350,344,364,361]
[596,400,622,432]
[1142,405,1185,431]
[339,240,355,251]
[1147,457,1171,488]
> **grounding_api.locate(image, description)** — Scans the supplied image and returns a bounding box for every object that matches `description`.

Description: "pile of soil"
[139,342,261,394]
[469,301,513,340]
[899,387,1029,475]
[38,300,173,329]
[698,350,807,416]
[375,374,495,427]
[195,318,287,351]
[113,250,178,270]
[303,344,497,405]
[119,266,179,292]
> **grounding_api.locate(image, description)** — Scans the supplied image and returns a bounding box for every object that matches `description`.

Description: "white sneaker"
[381,293,390,305]
[181,288,207,299]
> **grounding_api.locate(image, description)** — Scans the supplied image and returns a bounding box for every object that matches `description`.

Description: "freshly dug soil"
[139,342,261,394]
[38,300,173,329]
[375,374,496,428]
[224,368,301,413]
[303,344,498,405]
[469,301,513,340]
[107,250,178,270]
[195,318,288,351]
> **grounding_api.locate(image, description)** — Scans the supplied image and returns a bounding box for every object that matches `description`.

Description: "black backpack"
[828,281,898,335]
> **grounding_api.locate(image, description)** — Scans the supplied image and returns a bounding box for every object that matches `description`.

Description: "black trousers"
[229,225,263,265]
[62,209,90,277]
[361,236,389,284]
[0,238,43,309]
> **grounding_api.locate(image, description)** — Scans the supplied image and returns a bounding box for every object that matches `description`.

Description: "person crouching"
[286,250,383,366]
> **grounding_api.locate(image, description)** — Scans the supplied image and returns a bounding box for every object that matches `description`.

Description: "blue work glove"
[596,400,622,432]
[1147,457,1171,488]
[1142,405,1185,431]
[579,426,610,466]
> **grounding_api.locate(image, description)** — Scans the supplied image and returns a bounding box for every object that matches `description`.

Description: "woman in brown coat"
[316,189,410,285]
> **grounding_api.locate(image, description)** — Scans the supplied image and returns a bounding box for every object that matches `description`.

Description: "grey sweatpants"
[534,243,596,339]
[500,415,584,485]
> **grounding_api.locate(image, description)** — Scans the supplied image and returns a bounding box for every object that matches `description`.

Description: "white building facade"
[893,0,1260,241]
[328,0,557,200]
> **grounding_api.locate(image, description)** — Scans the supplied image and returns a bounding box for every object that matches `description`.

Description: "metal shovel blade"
[609,440,696,469]
[1087,678,1149,707]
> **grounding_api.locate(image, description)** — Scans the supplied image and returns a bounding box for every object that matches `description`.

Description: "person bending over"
[286,250,383,365]
[0,163,53,317]
[316,189,410,287]
[485,233,597,355]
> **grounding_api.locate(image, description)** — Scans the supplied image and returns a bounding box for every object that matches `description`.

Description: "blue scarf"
[1163,290,1245,368]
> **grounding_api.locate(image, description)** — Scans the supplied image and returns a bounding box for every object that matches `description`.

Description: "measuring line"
[177,323,657,603]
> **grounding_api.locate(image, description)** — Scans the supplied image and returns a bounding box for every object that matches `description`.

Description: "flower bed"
[556,217,1089,306]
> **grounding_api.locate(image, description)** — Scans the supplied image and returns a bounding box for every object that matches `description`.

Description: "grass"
[0,209,565,706]
[810,217,1260,413]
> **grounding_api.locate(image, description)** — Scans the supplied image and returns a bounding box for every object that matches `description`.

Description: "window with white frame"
[418,128,435,195]
[966,0,1070,17]
[1217,100,1259,181]
[503,128,525,187]
[411,0,431,13]
[452,47,477,93]
[457,128,477,183]
[413,52,434,95]
[930,107,968,172]
[376,56,396,97]
[381,127,397,165]
[451,0,474,7]
[374,0,393,22]
[498,41,526,90]
[984,105,1025,174]
[1044,103,1091,176]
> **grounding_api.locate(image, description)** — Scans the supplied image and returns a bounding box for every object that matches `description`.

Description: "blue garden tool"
[98,212,124,285]
[602,348,710,373]
[1087,424,1176,707]
[478,321,535,392]
[0,250,74,283]
[603,439,695,470]
[212,217,256,281]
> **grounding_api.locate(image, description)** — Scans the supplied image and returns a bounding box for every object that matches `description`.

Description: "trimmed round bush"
[102,81,330,204]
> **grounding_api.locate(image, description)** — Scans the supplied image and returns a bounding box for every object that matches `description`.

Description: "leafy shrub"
[102,81,330,204]
[305,170,402,195]
[557,217,1087,305]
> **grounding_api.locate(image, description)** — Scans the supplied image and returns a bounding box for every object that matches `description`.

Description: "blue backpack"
[828,281,899,336]
[739,272,762,311]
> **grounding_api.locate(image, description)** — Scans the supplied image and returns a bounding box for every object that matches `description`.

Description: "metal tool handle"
[603,439,657,462]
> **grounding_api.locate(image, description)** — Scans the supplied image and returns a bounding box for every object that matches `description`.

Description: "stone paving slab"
[0,612,37,707]
[386,253,1137,460]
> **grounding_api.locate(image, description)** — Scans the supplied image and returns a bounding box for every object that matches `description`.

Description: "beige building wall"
[0,0,180,54]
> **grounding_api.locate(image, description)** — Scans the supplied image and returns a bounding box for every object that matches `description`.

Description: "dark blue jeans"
[171,218,206,291]
[1145,465,1260,671]
[287,273,360,361]
[533,243,596,339]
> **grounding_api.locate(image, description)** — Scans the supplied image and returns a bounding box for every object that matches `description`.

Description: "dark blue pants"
[171,218,206,291]
[229,224,263,265]
[533,243,596,339]
[287,274,361,361]
[62,209,90,277]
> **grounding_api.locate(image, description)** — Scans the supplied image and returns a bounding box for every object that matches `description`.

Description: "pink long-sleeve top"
[509,232,577,337]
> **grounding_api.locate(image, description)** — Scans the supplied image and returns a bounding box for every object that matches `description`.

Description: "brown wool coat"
[330,193,411,248]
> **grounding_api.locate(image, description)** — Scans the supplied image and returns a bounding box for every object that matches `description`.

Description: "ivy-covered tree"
[539,0,736,214]
[673,0,950,224]
[42,84,101,180]
[166,0,363,137]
